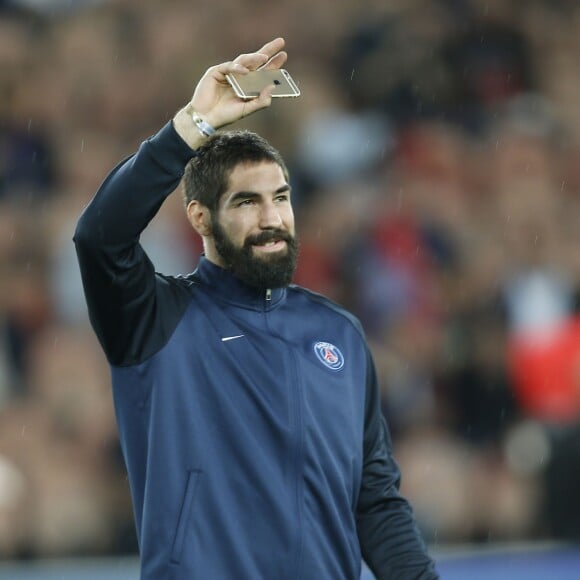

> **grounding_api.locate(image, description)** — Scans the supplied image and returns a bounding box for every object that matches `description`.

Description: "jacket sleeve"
[73,122,196,366]
[356,348,439,580]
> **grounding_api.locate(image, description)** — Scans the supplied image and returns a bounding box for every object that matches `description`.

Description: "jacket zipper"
[289,349,305,578]
[262,287,304,577]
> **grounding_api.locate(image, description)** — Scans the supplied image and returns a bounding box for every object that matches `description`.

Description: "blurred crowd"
[1,0,580,560]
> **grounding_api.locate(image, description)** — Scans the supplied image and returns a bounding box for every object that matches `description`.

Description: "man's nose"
[259,202,283,228]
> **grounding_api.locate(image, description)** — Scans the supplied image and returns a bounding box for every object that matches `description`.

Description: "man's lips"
[246,230,291,253]
[252,239,287,252]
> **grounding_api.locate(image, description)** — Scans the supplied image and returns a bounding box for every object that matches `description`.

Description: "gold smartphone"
[226,69,301,99]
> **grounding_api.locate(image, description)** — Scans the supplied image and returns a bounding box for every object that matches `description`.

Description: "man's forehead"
[225,161,288,193]
[228,160,285,179]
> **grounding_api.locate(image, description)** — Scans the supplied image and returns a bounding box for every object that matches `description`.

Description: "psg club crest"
[313,341,345,371]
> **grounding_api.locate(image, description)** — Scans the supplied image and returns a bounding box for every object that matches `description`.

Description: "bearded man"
[74,37,438,580]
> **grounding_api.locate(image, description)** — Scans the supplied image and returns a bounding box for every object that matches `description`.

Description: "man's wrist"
[172,104,213,150]
[191,110,216,137]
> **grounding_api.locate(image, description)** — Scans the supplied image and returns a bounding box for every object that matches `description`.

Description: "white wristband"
[191,110,216,137]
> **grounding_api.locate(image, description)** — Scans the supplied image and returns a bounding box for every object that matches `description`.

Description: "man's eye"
[275,195,289,203]
[238,199,255,206]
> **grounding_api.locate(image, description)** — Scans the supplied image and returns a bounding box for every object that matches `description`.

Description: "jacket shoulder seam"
[110,273,196,368]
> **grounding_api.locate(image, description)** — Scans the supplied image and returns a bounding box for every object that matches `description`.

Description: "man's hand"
[192,37,287,127]
[173,38,287,148]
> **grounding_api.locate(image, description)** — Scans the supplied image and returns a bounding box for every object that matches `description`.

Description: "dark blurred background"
[1,0,580,563]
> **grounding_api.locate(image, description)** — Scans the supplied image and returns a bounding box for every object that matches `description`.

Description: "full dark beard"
[211,216,298,289]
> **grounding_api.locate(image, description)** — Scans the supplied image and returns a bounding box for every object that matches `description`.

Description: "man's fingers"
[242,86,274,115]
[211,39,287,78]
[211,61,250,79]
[233,51,274,71]
[257,51,288,71]
[233,38,286,70]
[255,37,286,58]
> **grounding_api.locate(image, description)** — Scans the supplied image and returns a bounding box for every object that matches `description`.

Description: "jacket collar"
[192,256,287,309]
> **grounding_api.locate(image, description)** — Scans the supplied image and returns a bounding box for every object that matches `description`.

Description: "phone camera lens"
[273,79,281,85]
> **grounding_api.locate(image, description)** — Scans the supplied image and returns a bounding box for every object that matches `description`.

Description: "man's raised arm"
[73,38,288,365]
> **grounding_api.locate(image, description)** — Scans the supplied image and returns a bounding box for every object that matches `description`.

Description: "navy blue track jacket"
[74,121,439,580]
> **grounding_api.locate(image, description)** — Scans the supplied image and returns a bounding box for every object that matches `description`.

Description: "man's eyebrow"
[227,184,291,204]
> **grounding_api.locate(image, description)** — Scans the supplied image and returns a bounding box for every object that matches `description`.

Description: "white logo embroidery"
[221,335,245,342]
[313,341,345,371]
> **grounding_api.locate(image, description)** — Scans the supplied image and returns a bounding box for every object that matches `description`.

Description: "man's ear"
[186,200,212,237]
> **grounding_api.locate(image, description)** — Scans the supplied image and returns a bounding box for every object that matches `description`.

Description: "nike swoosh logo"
[221,335,245,342]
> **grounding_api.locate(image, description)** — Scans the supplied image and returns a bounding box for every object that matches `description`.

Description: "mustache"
[244,229,294,247]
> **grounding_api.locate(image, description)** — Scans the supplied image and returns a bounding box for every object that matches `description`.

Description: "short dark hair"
[182,130,289,211]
